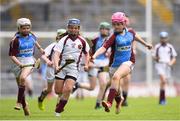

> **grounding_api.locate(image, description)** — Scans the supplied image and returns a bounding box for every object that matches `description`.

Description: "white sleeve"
[152,44,158,57]
[53,39,64,53]
[44,43,56,56]
[85,40,90,53]
[171,46,177,57]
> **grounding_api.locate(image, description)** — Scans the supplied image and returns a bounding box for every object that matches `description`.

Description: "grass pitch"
[0,97,180,120]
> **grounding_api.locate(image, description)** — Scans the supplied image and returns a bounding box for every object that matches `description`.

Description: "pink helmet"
[111,12,126,23]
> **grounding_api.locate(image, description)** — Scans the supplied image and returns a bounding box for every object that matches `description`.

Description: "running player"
[92,12,152,114]
[153,31,177,105]
[9,18,44,116]
[38,29,67,110]
[53,18,90,116]
[103,14,152,108]
[72,22,111,109]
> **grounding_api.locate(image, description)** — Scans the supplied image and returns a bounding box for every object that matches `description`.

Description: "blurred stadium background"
[0,0,180,97]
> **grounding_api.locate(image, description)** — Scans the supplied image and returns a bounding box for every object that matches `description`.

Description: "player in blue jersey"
[9,18,44,116]
[38,29,67,111]
[113,14,152,108]
[72,22,111,109]
[92,12,152,113]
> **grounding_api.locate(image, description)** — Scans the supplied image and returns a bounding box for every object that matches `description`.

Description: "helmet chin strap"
[161,41,167,46]
[101,34,109,38]
[115,28,125,34]
[69,33,79,40]
[20,32,29,37]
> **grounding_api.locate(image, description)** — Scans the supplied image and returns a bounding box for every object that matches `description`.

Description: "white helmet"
[159,31,168,38]
[17,18,31,28]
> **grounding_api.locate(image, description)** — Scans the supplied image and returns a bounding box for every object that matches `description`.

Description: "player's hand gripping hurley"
[21,58,41,69]
[55,59,75,74]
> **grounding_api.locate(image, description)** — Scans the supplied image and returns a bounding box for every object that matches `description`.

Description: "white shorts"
[46,66,55,82]
[11,57,35,78]
[77,71,88,83]
[11,65,33,78]
[109,61,134,77]
[55,65,79,81]
[155,63,171,79]
[93,58,109,67]
[88,58,109,77]
[11,64,22,78]
[88,68,99,77]
[17,56,35,65]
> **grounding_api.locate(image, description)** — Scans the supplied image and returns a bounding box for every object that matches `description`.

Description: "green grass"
[0,97,180,120]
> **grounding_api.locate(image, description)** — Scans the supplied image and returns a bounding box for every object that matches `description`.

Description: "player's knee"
[100,82,106,89]
[160,80,166,86]
[63,86,73,93]
[123,80,129,86]
[99,85,106,91]
[55,88,62,95]
[19,76,26,85]
[19,76,25,81]
[112,75,120,82]
[55,89,62,94]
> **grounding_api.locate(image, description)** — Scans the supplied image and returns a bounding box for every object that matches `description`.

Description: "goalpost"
[146,0,153,85]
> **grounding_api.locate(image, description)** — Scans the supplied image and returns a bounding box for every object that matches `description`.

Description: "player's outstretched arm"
[92,46,106,59]
[84,53,90,71]
[53,51,60,72]
[35,41,45,54]
[135,33,153,50]
[41,54,53,67]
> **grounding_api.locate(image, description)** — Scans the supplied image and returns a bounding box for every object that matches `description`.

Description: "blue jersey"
[95,36,107,60]
[9,32,37,57]
[103,29,135,67]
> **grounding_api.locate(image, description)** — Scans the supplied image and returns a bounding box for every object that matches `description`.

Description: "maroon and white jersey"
[54,35,90,70]
[153,43,177,63]
[44,42,56,61]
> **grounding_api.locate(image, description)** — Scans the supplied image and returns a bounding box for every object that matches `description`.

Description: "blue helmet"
[159,31,168,38]
[67,18,80,26]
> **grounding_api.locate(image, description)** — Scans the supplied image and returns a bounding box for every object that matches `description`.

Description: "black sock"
[28,90,33,97]
[17,85,25,103]
[95,102,100,107]
[159,89,165,102]
[72,82,80,93]
[56,99,67,113]
[39,90,49,102]
[95,99,101,108]
[123,91,128,102]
